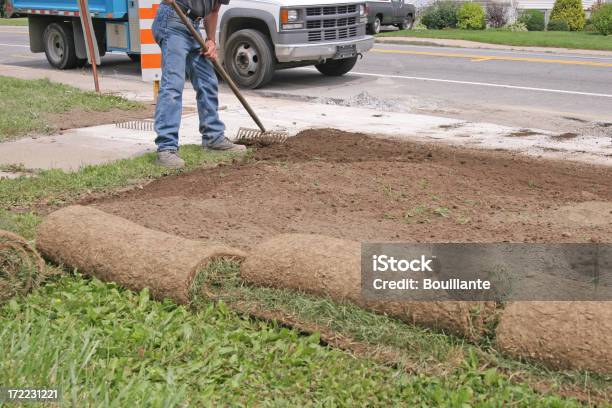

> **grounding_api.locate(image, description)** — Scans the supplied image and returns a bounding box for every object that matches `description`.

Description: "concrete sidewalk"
[376,36,612,57]
[0,63,610,172]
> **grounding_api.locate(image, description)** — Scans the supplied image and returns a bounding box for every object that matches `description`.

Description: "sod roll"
[36,205,246,304]
[496,301,612,373]
[0,230,46,303]
[241,233,496,340]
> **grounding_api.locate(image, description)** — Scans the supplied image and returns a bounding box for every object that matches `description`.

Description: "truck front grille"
[305,4,360,42]
[306,4,357,16]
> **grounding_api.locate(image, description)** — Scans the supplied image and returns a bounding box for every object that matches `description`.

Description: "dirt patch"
[45,104,156,133]
[506,129,540,137]
[88,129,612,249]
[438,123,466,130]
[550,132,578,141]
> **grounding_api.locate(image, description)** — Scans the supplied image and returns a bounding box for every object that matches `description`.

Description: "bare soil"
[89,129,612,250]
[46,104,156,133]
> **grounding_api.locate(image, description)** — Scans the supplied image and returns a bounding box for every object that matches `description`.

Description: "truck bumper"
[275,36,375,63]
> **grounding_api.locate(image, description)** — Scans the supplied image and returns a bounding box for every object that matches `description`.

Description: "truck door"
[391,0,403,21]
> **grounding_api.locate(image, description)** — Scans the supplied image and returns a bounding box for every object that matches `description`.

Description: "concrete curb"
[375,36,612,57]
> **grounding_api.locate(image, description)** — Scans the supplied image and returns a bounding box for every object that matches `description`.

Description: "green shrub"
[457,2,486,29]
[519,9,545,31]
[412,21,428,30]
[420,1,460,29]
[591,3,612,35]
[549,0,586,30]
[504,21,528,31]
[547,18,571,30]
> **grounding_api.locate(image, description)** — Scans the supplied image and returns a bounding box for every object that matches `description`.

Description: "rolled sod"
[241,233,497,340]
[0,230,46,303]
[496,301,612,373]
[36,206,246,304]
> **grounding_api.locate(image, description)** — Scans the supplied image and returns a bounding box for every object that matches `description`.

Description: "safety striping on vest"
[139,0,161,82]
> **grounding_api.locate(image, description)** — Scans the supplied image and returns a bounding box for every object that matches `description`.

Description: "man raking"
[152,0,246,169]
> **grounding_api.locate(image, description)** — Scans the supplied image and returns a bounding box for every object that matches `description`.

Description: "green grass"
[0,76,144,140]
[191,261,611,401]
[0,146,240,209]
[0,17,28,26]
[378,29,612,51]
[0,272,588,406]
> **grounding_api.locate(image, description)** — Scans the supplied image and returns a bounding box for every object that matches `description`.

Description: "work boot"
[156,150,185,169]
[204,137,247,153]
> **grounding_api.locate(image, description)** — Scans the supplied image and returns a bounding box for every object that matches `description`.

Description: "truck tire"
[43,22,78,70]
[368,16,382,34]
[397,15,414,30]
[224,29,275,89]
[315,56,358,76]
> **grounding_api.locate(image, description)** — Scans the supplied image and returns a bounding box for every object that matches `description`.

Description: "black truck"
[366,0,415,34]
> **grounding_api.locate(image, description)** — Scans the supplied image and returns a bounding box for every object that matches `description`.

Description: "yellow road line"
[0,29,28,34]
[372,48,612,68]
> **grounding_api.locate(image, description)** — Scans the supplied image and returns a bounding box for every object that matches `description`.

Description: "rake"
[167,0,288,146]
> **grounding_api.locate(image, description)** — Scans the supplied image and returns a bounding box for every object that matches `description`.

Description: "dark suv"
[366,0,415,34]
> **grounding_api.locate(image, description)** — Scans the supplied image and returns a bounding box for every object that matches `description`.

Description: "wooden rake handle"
[166,0,267,133]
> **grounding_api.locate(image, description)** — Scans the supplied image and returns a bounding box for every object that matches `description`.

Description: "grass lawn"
[0,17,28,26]
[0,149,608,405]
[0,76,144,141]
[378,29,612,51]
[0,146,238,208]
[0,269,592,406]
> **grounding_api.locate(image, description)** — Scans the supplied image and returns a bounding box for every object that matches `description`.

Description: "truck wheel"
[315,56,358,77]
[397,16,414,30]
[224,29,275,89]
[43,23,78,69]
[368,16,382,34]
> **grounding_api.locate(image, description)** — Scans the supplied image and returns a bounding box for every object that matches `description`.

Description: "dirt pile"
[92,129,611,249]
[36,206,246,304]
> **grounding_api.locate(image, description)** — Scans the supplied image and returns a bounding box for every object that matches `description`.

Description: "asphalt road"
[1,24,611,132]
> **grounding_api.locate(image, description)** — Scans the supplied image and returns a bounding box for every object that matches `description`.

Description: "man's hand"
[203,39,217,61]
[203,3,221,61]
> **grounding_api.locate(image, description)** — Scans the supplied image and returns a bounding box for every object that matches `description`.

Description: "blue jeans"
[152,3,225,152]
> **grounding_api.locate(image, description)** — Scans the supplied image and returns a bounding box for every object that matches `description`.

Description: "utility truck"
[5,0,375,88]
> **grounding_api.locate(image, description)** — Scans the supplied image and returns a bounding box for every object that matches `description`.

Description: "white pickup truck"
[218,0,375,88]
[6,0,375,88]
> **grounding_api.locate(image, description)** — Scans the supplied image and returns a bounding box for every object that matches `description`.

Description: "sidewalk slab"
[1,94,609,171]
[376,36,612,57]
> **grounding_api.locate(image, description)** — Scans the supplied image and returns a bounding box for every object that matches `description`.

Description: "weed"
[433,206,451,217]
[527,180,540,189]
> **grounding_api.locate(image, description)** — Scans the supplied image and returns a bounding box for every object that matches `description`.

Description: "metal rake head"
[235,127,288,146]
[115,119,155,131]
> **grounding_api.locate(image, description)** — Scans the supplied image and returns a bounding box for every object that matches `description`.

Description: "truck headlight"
[359,4,367,16]
[281,9,304,29]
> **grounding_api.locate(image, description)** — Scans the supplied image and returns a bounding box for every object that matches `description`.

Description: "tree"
[550,0,586,31]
